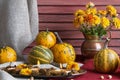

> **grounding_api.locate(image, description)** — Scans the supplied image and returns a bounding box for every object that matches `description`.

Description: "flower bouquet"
[73,2,120,38]
[73,2,120,58]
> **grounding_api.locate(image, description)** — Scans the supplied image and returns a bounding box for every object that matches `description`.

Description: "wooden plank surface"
[39,23,120,30]
[37,0,120,6]
[37,30,120,39]
[38,6,120,14]
[39,15,120,23]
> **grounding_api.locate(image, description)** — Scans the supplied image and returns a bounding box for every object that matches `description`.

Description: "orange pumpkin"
[35,29,56,48]
[51,32,76,63]
[0,46,17,64]
[51,42,76,63]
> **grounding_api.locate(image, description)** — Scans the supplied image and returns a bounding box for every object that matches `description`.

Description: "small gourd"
[51,32,76,63]
[28,45,54,64]
[94,38,120,73]
[35,28,56,48]
[0,46,17,64]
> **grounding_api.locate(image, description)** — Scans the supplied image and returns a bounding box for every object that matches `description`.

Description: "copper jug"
[81,34,104,59]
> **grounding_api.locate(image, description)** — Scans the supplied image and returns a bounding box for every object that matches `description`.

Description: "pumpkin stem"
[54,32,63,43]
[0,43,6,53]
[104,37,110,49]
[3,43,6,48]
[0,43,6,49]
[46,28,49,33]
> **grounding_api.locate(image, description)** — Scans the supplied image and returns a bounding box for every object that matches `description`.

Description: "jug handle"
[104,30,111,48]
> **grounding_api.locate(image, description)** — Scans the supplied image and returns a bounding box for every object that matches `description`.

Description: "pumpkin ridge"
[40,46,54,60]
[31,50,51,61]
[104,50,108,72]
[28,55,49,63]
[34,46,52,59]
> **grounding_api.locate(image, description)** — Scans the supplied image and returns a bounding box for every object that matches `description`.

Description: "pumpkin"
[94,38,120,73]
[35,29,56,48]
[51,32,76,63]
[28,45,54,64]
[0,46,17,64]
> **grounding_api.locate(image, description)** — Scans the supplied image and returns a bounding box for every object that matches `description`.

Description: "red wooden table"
[23,54,120,80]
[72,58,120,80]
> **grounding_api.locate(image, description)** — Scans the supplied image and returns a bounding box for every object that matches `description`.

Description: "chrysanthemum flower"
[86,8,97,15]
[74,9,85,17]
[101,17,110,28]
[93,15,101,26]
[112,17,120,29]
[106,5,117,16]
[84,14,100,26]
[98,10,107,16]
[73,15,84,28]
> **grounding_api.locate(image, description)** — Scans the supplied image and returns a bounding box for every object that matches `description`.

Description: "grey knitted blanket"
[0,0,39,60]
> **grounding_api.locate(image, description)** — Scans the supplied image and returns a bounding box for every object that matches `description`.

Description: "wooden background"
[23,0,120,56]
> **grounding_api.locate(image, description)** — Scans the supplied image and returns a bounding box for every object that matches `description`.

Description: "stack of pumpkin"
[27,29,120,73]
[27,29,80,71]
[1,29,119,74]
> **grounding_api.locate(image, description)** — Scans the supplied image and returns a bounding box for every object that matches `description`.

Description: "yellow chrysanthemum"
[73,16,84,28]
[86,8,97,15]
[78,16,84,24]
[86,2,95,8]
[98,10,107,16]
[93,15,101,26]
[74,9,85,17]
[106,5,117,16]
[112,17,120,29]
[101,17,110,28]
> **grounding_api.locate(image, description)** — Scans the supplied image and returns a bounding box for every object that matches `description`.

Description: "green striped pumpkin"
[28,45,54,64]
[94,48,120,73]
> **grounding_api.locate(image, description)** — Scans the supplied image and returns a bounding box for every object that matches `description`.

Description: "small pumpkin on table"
[35,28,56,48]
[51,32,76,64]
[0,45,17,64]
[94,38,120,73]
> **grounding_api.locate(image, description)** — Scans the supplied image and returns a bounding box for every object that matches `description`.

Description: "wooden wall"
[23,0,120,56]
